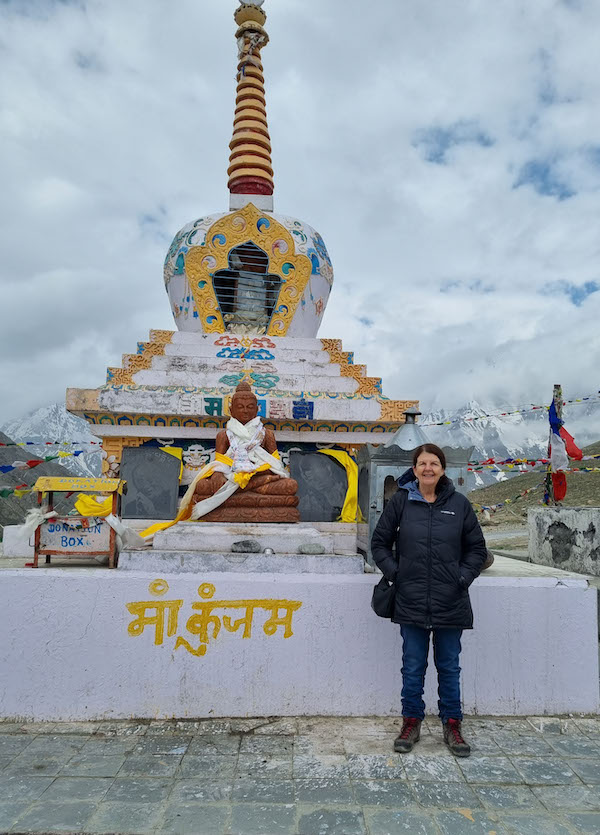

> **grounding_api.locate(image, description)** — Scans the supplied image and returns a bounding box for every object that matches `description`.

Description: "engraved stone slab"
[120,447,180,520]
[290,452,348,523]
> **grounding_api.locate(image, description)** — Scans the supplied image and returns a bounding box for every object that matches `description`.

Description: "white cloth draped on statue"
[188,416,289,521]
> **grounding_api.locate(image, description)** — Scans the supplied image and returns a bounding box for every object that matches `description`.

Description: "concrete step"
[153,522,336,554]
[118,550,365,574]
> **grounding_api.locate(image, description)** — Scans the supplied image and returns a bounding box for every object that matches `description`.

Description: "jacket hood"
[397,468,455,501]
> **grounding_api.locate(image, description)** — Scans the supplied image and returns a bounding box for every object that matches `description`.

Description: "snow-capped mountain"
[2,398,597,493]
[0,404,102,478]
[420,398,599,491]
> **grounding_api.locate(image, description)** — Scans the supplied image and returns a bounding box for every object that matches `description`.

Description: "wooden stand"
[32,477,124,569]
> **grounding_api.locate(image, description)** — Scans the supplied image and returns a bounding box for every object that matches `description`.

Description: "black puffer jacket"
[371,471,487,629]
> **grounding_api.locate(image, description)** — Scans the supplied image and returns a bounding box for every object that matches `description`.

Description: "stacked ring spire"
[228,3,274,196]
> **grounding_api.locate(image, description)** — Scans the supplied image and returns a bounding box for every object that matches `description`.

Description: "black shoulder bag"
[370,492,405,619]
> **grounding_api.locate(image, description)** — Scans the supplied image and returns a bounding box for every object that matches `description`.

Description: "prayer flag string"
[471,481,545,512]
[420,392,600,428]
[0,450,86,475]
[0,441,103,447]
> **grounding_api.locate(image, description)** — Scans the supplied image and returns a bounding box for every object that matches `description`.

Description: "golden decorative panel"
[149,330,175,344]
[106,334,171,385]
[100,437,146,474]
[319,338,418,416]
[379,400,420,422]
[184,202,312,337]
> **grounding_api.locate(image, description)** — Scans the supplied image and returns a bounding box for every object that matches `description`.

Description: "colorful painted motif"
[126,580,302,657]
[218,372,280,390]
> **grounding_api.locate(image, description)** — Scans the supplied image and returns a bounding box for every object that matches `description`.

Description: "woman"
[371,443,487,757]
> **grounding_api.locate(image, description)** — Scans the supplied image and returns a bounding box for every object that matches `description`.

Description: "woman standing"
[371,443,488,757]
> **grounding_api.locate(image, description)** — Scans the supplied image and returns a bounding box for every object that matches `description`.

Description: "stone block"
[298,543,326,555]
[1,525,33,558]
[232,539,261,553]
[529,507,600,575]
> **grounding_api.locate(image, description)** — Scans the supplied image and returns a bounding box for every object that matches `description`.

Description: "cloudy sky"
[1,0,599,425]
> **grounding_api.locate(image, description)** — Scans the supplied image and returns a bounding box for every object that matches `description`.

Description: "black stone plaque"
[290,452,348,522]
[120,447,181,520]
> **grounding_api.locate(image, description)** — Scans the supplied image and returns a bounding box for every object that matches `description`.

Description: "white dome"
[164,203,333,338]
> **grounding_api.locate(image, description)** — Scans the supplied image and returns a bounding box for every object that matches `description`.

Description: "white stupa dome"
[164,205,333,338]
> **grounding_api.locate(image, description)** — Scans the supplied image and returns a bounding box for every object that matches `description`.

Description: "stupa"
[66,0,418,505]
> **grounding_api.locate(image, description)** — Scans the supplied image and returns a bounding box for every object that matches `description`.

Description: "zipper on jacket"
[426,504,433,629]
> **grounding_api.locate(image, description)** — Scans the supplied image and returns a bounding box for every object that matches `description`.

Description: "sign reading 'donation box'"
[39,519,110,554]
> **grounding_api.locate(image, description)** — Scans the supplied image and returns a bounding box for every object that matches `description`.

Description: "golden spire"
[228,2,274,201]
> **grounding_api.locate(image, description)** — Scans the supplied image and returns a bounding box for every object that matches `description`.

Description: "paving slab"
[532,784,600,810]
[119,753,183,777]
[11,798,97,832]
[179,753,238,778]
[563,812,600,832]
[366,809,438,834]
[159,800,230,834]
[403,754,465,783]
[566,757,600,784]
[511,756,579,785]
[0,715,598,833]
[498,814,572,835]
[296,807,366,835]
[232,776,295,803]
[352,778,414,807]
[169,778,233,803]
[230,802,297,834]
[435,809,507,833]
[546,735,600,757]
[293,778,355,805]
[457,755,524,784]
[0,798,35,832]
[87,800,166,834]
[237,753,293,779]
[411,780,481,809]
[474,785,543,811]
[38,775,113,802]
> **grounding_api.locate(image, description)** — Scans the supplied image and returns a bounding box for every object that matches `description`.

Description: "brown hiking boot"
[393,717,421,753]
[443,718,471,757]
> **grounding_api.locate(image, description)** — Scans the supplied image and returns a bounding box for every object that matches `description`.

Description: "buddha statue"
[188,381,299,523]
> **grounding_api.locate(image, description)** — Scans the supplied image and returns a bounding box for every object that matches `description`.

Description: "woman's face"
[414,452,444,491]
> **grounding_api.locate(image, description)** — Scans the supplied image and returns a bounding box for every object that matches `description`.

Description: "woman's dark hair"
[412,443,447,470]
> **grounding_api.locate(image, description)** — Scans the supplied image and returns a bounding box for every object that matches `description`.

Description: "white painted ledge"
[0,567,597,720]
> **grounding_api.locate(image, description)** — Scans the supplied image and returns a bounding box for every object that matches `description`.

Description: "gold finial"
[228,1,274,198]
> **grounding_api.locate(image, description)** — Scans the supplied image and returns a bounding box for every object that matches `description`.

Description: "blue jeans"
[400,624,463,722]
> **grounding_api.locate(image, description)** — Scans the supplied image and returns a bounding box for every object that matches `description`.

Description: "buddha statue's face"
[230,393,259,424]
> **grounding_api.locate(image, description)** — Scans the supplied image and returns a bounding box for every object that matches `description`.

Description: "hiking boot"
[443,718,471,757]
[393,717,421,753]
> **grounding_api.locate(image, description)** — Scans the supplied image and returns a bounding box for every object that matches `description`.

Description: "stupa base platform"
[0,557,597,719]
[152,522,344,554]
[118,550,364,575]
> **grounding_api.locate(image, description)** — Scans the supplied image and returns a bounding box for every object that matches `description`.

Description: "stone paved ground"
[1,716,600,834]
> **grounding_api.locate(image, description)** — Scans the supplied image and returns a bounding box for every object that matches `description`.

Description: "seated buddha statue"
[188,381,299,523]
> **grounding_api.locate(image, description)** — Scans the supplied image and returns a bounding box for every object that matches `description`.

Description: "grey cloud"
[1,0,600,425]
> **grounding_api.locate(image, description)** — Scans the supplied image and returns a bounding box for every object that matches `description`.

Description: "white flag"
[551,434,569,472]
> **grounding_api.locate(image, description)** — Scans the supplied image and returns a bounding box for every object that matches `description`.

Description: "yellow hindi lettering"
[127,580,302,656]
[222,602,257,638]
[262,600,302,638]
[126,599,183,646]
